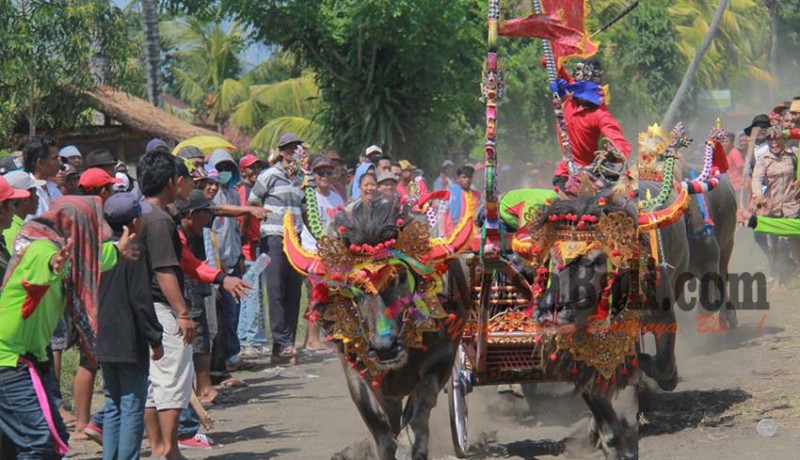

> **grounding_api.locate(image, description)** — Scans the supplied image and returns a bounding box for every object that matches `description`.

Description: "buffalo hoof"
[657,369,679,392]
[588,417,600,447]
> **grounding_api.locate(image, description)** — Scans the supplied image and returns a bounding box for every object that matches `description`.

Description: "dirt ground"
[68,229,800,459]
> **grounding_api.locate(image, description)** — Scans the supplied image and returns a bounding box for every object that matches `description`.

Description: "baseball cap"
[79,168,123,189]
[377,171,399,184]
[744,114,771,136]
[59,145,82,159]
[441,159,455,167]
[398,160,414,171]
[176,145,204,160]
[85,149,117,168]
[0,176,30,202]
[239,154,263,170]
[365,145,383,157]
[324,150,344,163]
[790,98,800,113]
[104,192,152,224]
[4,170,45,190]
[277,133,303,148]
[0,156,24,174]
[205,166,220,183]
[113,173,130,193]
[63,164,79,178]
[146,138,169,154]
[311,156,333,172]
[175,189,214,216]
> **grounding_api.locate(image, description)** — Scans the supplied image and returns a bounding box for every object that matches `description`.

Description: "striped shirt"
[248,163,305,237]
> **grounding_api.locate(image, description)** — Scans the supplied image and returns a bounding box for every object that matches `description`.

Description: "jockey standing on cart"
[548,59,632,190]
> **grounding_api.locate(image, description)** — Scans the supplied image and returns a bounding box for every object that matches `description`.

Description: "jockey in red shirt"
[548,59,632,190]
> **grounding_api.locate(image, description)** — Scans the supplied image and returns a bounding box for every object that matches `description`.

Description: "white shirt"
[301,189,345,252]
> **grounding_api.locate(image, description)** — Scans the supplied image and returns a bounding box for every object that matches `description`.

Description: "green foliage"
[161,14,246,127]
[212,0,485,171]
[600,0,687,130]
[0,0,141,139]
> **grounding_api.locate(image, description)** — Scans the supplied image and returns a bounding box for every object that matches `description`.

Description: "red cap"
[239,154,263,170]
[0,176,30,202]
[79,167,123,189]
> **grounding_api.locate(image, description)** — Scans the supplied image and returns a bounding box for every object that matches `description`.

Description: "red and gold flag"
[540,0,598,65]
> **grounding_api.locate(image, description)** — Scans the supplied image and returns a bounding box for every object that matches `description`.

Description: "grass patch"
[58,348,103,412]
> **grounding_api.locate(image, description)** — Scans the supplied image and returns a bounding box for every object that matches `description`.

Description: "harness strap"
[689,170,714,236]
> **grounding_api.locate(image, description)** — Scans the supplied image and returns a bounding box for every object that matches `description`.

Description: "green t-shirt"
[3,214,24,251]
[0,240,118,367]
[499,188,558,231]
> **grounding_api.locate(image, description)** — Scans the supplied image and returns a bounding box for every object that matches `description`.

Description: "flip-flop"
[304,347,335,356]
[226,360,257,372]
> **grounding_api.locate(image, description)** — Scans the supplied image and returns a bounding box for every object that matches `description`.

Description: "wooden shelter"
[8,86,226,165]
[69,86,223,163]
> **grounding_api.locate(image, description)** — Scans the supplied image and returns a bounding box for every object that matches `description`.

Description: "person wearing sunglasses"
[298,155,344,355]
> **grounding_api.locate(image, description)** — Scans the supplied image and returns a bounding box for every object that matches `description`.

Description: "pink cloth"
[19,357,69,455]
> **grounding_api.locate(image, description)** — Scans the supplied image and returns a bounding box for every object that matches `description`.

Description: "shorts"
[146,303,194,411]
[191,295,211,354]
[50,317,68,352]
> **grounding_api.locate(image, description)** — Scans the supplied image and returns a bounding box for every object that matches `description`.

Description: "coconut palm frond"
[249,116,325,151]
[218,78,246,116]
[251,76,321,119]
[172,67,207,107]
[230,97,262,130]
[746,65,779,86]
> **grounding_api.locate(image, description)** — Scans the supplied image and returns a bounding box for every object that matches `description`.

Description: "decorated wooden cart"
[446,2,728,457]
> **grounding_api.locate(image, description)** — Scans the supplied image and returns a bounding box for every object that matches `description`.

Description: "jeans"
[219,277,241,362]
[177,406,200,441]
[101,363,148,460]
[237,259,267,348]
[0,363,68,460]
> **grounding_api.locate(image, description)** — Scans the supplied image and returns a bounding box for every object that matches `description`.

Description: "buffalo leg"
[340,360,399,460]
[404,374,441,460]
[582,393,638,460]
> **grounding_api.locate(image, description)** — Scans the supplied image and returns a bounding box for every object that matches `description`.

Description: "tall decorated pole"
[482,0,503,261]
[533,0,575,175]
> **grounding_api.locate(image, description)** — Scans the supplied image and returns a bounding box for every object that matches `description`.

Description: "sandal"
[303,347,335,356]
[226,360,257,372]
[271,347,298,365]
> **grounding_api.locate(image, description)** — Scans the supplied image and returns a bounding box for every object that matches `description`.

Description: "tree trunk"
[768,0,778,101]
[661,0,729,130]
[141,0,162,108]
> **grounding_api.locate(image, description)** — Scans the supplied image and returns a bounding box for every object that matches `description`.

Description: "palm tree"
[161,15,245,132]
[228,73,325,151]
[141,0,161,107]
[667,0,773,89]
[662,0,729,129]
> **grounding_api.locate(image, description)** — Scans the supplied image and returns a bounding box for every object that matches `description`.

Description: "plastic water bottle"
[757,418,778,437]
[203,228,217,269]
[243,253,271,284]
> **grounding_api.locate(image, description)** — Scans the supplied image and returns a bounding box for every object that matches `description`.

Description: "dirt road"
[69,232,800,459]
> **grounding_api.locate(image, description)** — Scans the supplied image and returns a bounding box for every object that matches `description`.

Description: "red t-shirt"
[238,185,261,261]
[554,98,632,177]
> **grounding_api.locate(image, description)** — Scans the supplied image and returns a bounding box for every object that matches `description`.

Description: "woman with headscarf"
[349,162,375,201]
[0,196,129,458]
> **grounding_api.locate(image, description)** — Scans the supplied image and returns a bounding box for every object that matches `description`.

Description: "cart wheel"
[449,343,469,458]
